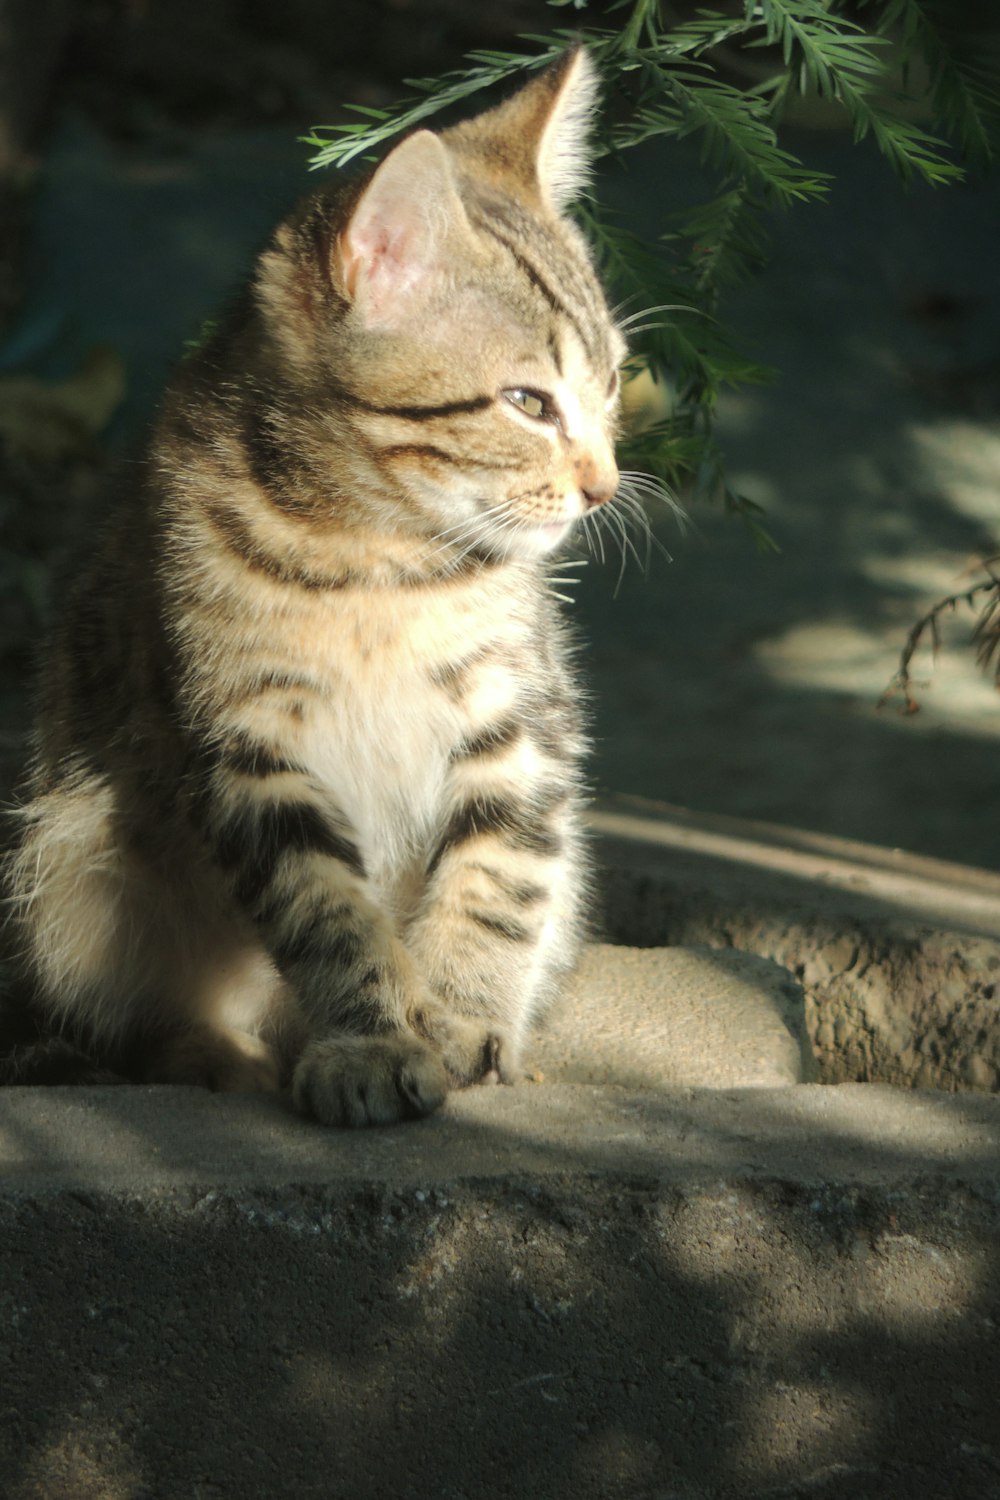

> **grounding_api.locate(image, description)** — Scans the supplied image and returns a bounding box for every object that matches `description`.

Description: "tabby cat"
[1,48,624,1125]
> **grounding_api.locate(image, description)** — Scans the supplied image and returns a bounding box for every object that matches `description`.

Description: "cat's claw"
[292,1033,447,1127]
[411,1005,515,1089]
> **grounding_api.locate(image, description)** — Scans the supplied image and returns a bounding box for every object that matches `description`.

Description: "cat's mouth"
[469,489,581,558]
[510,516,575,557]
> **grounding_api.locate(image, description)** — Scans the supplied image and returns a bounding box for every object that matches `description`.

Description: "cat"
[0,47,624,1126]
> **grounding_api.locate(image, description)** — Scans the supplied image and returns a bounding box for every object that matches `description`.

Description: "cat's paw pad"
[292,1033,447,1127]
[411,1006,516,1089]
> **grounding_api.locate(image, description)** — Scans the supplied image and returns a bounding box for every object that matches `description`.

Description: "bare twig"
[879,556,1000,714]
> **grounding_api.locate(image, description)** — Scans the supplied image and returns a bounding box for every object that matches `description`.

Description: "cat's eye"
[503,388,558,425]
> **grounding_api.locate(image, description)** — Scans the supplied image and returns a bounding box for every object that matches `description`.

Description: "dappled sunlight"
[738,1380,873,1486]
[578,120,1000,874]
[579,365,1000,864]
[19,1415,143,1500]
[742,411,1000,727]
[753,615,1000,727]
[754,617,910,698]
[591,799,1000,939]
[860,1235,983,1328]
[1,1082,999,1496]
[909,420,1000,530]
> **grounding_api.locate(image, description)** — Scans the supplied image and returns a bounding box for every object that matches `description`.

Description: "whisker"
[616,492,670,567]
[618,471,689,529]
[610,290,644,321]
[418,496,513,568]
[610,502,648,589]
[602,508,631,596]
[617,302,696,330]
[585,508,607,565]
[591,504,628,583]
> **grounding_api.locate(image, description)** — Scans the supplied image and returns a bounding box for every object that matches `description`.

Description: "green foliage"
[304,1,1000,544]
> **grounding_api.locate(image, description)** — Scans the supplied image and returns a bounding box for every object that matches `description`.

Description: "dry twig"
[879,557,1000,713]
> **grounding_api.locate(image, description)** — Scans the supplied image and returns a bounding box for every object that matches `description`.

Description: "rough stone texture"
[595,801,1000,1094]
[1,1083,999,1500]
[536,943,817,1088]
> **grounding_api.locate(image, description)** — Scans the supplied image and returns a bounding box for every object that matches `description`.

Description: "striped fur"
[1,49,623,1125]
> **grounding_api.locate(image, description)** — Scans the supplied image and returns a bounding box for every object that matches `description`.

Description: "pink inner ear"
[338,131,455,324]
[340,221,400,302]
[341,196,431,321]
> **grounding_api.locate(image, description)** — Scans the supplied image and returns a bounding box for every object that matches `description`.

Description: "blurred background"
[2,0,999,869]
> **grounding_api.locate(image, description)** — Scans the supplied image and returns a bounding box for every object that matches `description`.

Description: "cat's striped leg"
[198,766,447,1126]
[406,781,587,1086]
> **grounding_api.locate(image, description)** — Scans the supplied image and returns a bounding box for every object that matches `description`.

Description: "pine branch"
[860,0,1000,165]
[303,45,567,169]
[617,64,831,205]
[751,0,962,184]
[671,185,775,300]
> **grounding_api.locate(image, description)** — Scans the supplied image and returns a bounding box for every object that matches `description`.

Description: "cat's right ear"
[336,131,464,328]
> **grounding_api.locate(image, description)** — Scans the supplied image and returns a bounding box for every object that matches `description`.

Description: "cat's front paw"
[292,1033,447,1127]
[411,1004,517,1089]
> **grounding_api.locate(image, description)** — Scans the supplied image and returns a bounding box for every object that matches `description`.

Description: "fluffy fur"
[1,48,624,1125]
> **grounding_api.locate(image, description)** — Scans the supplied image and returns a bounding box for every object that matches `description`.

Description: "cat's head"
[262,49,623,562]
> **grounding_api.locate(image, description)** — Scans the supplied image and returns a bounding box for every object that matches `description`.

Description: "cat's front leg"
[407,785,586,1087]
[199,775,447,1125]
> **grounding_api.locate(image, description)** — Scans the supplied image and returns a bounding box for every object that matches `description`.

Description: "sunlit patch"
[755,618,1000,729]
[909,420,1000,527]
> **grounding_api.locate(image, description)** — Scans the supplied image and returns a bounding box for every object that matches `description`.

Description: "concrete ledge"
[1,1083,999,1499]
[537,943,816,1089]
[2,1079,999,1190]
[1,810,997,1497]
[591,797,1000,940]
[593,797,1000,1092]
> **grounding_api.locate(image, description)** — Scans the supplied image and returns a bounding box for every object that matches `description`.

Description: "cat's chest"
[295,576,537,882]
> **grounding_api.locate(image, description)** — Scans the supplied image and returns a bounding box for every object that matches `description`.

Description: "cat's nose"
[578,457,619,510]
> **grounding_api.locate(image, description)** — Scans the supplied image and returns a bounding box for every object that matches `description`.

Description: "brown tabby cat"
[1,48,624,1125]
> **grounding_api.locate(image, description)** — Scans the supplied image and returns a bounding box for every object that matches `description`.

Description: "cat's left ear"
[337,130,466,328]
[448,47,599,213]
[525,47,599,210]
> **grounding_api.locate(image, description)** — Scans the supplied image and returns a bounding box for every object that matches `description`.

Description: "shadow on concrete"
[582,130,1000,872]
[593,800,1000,941]
[1,1082,999,1498]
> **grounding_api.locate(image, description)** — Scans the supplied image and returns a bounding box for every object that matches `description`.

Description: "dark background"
[2,0,1000,870]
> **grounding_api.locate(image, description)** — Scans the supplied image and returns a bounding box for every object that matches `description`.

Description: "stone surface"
[2,1079,999,1193]
[1,1082,999,1500]
[534,943,817,1089]
[595,799,1000,1093]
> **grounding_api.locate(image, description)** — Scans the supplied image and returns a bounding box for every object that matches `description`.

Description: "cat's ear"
[448,47,599,212]
[526,47,599,210]
[337,131,465,327]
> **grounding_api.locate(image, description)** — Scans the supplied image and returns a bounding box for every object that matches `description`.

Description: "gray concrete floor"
[2,1082,999,1500]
